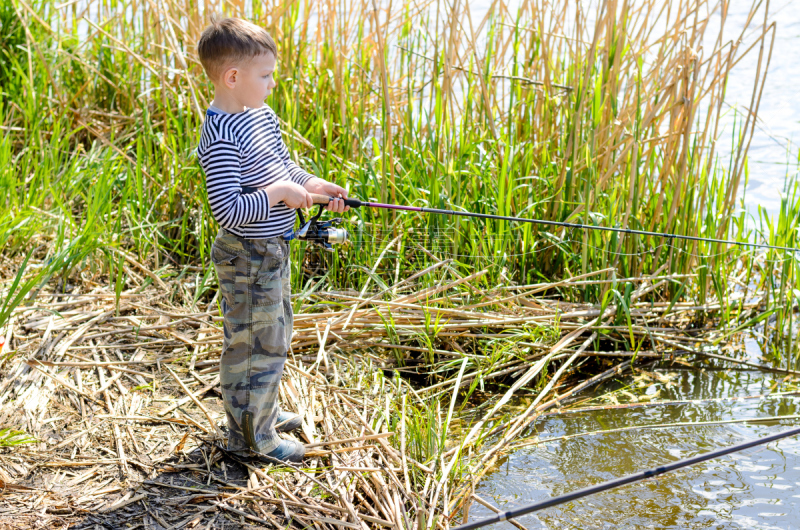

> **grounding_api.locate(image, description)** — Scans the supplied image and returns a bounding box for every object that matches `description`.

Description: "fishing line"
[346,236,590,259]
[327,196,800,254]
[347,224,798,262]
[344,235,690,260]
[337,236,767,262]
[350,228,798,262]
[334,234,797,265]
[454,426,800,530]
[330,237,794,265]
[338,243,565,260]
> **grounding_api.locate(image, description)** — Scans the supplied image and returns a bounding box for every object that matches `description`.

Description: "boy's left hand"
[304,178,350,214]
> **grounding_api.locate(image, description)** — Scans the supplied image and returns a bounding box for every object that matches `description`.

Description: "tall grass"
[0,0,798,350]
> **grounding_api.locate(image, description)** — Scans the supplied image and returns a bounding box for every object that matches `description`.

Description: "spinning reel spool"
[283,195,349,252]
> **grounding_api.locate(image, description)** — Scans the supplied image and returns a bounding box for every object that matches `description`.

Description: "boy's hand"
[304,178,350,214]
[265,182,313,210]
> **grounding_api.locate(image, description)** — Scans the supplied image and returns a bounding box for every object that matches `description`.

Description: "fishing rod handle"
[310,194,363,208]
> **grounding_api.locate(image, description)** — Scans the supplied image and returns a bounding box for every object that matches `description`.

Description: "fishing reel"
[283,200,349,252]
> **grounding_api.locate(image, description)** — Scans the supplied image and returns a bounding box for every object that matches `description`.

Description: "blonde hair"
[197,16,277,81]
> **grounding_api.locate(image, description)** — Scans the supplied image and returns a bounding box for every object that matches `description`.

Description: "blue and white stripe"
[197,105,313,239]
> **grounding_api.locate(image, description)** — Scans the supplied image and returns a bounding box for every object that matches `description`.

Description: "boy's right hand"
[265,182,314,210]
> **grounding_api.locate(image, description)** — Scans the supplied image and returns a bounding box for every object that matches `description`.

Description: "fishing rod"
[452,425,800,530]
[285,194,800,254]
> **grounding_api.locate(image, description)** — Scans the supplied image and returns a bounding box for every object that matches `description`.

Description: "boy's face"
[223,52,277,109]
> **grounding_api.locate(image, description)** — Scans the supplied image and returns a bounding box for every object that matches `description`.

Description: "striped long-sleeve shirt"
[196,105,314,238]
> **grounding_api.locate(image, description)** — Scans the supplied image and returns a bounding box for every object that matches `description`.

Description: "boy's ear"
[221,67,238,89]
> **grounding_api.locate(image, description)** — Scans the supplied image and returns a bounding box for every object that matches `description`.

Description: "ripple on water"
[472,366,800,529]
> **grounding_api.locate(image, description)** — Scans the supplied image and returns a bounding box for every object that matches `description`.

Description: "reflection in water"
[472,361,800,529]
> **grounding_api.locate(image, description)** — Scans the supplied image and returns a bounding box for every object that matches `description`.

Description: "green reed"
[0,0,798,354]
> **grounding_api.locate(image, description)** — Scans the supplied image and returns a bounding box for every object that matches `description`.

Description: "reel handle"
[309,194,364,208]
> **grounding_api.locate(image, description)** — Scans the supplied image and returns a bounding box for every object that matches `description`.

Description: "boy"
[196,17,348,463]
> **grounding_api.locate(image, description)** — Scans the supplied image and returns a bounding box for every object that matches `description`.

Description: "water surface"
[471,345,800,529]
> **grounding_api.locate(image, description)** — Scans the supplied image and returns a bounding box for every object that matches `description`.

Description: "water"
[471,358,800,528]
[470,341,800,528]
[704,0,800,214]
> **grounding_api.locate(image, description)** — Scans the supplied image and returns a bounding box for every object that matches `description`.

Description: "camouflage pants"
[210,229,293,454]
